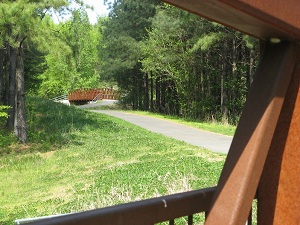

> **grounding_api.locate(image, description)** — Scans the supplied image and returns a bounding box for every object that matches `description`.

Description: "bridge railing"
[25,186,255,225]
[68,88,118,104]
[51,94,68,102]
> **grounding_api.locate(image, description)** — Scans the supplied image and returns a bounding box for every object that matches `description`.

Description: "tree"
[0,0,85,142]
[24,42,47,96]
[142,5,217,116]
[65,9,102,90]
[38,9,104,98]
[141,5,260,123]
[101,0,160,110]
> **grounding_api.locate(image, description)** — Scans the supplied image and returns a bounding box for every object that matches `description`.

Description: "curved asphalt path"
[89,108,232,154]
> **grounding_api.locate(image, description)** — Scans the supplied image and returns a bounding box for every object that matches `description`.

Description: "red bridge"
[68,88,118,105]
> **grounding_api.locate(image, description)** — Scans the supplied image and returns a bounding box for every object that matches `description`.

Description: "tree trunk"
[155,76,159,112]
[143,72,149,111]
[138,72,143,110]
[0,48,4,103]
[7,46,16,129]
[231,36,238,122]
[161,76,166,114]
[221,41,229,122]
[150,73,154,112]
[132,73,138,110]
[248,48,255,89]
[14,44,27,143]
[200,52,205,118]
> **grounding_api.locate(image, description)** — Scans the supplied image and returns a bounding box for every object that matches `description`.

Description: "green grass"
[0,97,226,225]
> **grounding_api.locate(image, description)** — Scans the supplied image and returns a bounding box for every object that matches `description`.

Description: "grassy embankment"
[0,97,228,225]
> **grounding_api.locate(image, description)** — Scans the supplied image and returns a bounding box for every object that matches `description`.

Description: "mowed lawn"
[0,98,226,225]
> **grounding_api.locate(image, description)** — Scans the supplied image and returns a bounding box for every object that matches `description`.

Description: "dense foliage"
[38,9,104,98]
[102,2,260,124]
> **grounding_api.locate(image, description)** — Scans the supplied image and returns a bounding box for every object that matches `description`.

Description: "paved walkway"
[91,110,233,154]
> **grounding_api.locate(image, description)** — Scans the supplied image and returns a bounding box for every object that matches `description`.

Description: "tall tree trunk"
[221,41,229,122]
[170,80,179,116]
[248,48,255,89]
[7,46,17,129]
[199,51,205,118]
[231,36,238,122]
[14,43,27,143]
[0,48,4,103]
[132,73,138,110]
[138,72,143,110]
[143,72,149,111]
[155,76,161,112]
[161,76,166,114]
[150,73,154,112]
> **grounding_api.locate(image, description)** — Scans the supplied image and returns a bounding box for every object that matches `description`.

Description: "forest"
[0,0,260,143]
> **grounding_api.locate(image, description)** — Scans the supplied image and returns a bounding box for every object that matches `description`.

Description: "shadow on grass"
[0,96,121,155]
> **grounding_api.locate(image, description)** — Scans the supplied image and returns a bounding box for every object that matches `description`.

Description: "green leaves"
[37,8,103,97]
[139,5,260,122]
[100,0,160,109]
[0,105,10,119]
[190,32,223,53]
[0,0,70,46]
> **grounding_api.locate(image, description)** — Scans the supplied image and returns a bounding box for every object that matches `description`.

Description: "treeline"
[102,1,260,124]
[1,0,260,143]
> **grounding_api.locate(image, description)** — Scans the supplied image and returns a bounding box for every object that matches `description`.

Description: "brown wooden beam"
[204,42,297,224]
[258,51,300,224]
[162,0,300,40]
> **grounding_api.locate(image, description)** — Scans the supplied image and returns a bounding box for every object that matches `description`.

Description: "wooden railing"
[68,88,118,104]
[26,187,255,225]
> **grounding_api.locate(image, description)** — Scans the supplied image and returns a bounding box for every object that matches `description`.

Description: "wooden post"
[258,51,300,224]
[204,41,298,225]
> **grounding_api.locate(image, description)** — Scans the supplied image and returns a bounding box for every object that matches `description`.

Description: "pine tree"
[0,0,84,142]
[102,0,160,110]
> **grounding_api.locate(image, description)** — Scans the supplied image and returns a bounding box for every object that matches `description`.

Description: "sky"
[84,0,111,24]
[51,0,111,24]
